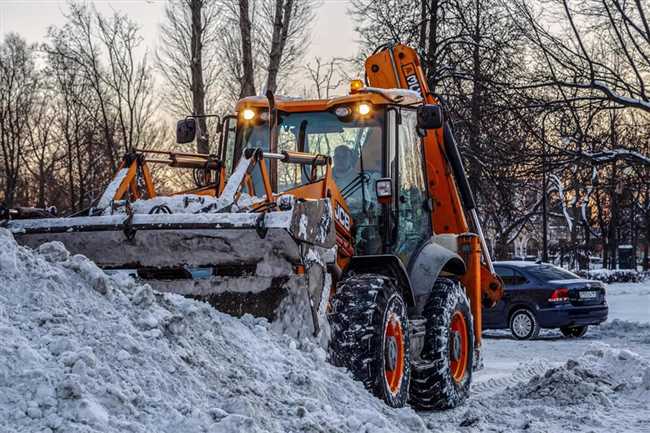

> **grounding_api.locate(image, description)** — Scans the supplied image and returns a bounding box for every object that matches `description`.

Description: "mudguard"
[407,238,466,315]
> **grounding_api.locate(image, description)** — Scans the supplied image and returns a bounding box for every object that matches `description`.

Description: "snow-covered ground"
[1,228,648,433]
[444,281,650,433]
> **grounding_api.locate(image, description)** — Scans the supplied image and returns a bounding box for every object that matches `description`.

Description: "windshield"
[527,265,579,281]
[236,109,386,254]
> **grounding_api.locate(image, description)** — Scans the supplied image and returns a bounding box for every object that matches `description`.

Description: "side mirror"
[416,104,443,129]
[176,118,196,144]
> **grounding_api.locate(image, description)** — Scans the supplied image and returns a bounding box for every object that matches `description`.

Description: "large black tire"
[410,278,474,410]
[560,325,588,338]
[329,273,411,408]
[509,308,540,340]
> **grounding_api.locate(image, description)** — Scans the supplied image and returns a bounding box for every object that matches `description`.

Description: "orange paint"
[384,313,405,394]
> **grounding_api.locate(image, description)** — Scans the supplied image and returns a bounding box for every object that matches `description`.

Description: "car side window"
[495,267,528,287]
[494,267,515,286]
[511,270,528,286]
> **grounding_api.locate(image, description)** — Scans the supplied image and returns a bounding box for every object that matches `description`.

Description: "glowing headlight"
[241,108,256,120]
[357,103,372,116]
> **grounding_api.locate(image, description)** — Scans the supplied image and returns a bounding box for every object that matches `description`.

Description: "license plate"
[579,291,598,299]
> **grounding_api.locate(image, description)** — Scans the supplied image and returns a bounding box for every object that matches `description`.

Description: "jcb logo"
[402,63,422,97]
[335,204,351,230]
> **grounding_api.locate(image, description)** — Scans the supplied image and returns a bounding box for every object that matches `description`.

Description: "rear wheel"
[560,325,588,338]
[509,308,540,340]
[410,279,474,410]
[328,273,411,407]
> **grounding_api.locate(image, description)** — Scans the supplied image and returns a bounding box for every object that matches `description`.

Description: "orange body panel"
[458,234,482,347]
[234,92,399,115]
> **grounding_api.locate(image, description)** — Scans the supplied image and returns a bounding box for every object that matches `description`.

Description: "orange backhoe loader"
[4,43,502,409]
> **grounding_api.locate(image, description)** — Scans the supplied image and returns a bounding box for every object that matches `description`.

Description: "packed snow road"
[1,228,648,433]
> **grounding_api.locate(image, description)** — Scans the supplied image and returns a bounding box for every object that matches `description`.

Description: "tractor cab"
[220,88,438,268]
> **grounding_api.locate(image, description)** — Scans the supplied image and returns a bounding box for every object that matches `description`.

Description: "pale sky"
[0,0,358,77]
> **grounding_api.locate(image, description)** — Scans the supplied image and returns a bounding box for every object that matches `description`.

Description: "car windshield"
[527,265,579,281]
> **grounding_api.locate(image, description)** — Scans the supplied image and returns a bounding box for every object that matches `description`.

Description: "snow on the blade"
[95,168,129,211]
[0,229,427,433]
[103,192,262,216]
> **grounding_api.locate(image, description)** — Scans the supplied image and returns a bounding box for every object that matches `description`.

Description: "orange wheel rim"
[450,311,469,383]
[384,313,405,395]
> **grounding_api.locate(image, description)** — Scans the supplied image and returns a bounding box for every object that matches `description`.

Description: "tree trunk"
[418,0,427,55]
[239,0,256,98]
[38,166,45,208]
[191,0,209,154]
[265,0,293,94]
[643,215,650,271]
[426,0,440,91]
[495,233,510,260]
[609,162,619,269]
[467,0,482,198]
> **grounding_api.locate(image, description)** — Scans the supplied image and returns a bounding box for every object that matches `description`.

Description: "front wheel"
[410,278,474,410]
[329,274,411,407]
[560,325,588,338]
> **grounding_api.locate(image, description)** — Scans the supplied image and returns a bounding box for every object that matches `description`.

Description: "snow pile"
[510,344,650,407]
[102,193,262,215]
[574,268,648,283]
[421,344,650,433]
[596,319,650,344]
[606,282,650,296]
[0,229,427,433]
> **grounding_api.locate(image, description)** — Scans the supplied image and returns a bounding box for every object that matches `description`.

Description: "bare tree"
[97,10,155,152]
[265,0,293,93]
[22,83,64,208]
[238,0,256,97]
[157,0,223,153]
[46,3,155,164]
[222,0,316,99]
[0,33,38,207]
[44,2,157,210]
[46,3,119,170]
[509,0,650,113]
[304,57,346,98]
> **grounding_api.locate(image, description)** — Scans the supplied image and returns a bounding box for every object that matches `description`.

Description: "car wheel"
[509,308,540,340]
[560,325,588,338]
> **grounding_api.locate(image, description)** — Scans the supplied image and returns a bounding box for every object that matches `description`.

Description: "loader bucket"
[6,197,336,337]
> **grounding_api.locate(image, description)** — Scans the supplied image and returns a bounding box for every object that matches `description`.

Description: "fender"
[408,238,466,315]
[345,255,416,308]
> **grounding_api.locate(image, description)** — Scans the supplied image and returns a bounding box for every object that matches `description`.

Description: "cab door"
[392,108,432,267]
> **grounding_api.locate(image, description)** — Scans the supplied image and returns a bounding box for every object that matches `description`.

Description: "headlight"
[357,103,372,116]
[241,108,256,120]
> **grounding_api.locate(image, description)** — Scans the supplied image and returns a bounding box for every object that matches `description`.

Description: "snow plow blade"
[6,199,335,329]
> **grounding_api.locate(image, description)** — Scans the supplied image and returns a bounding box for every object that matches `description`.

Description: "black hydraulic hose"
[442,122,476,211]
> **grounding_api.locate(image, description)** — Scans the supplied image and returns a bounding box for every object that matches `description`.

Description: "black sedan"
[482,261,608,340]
